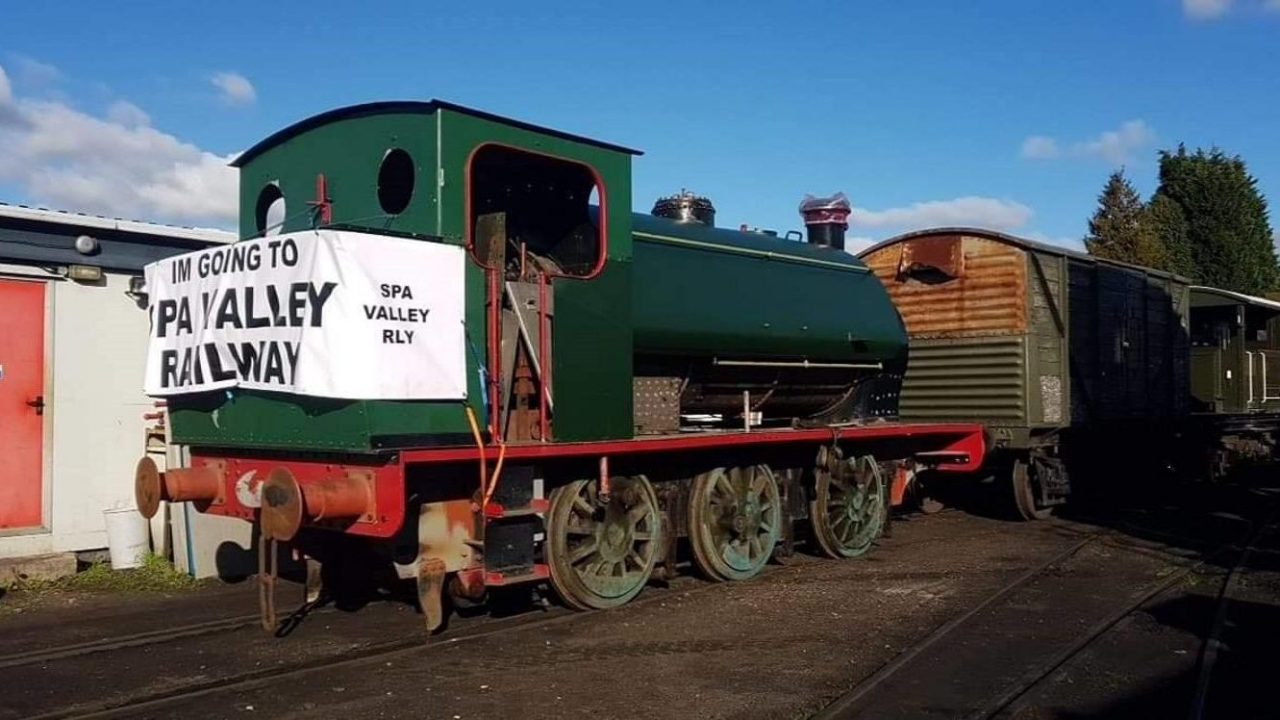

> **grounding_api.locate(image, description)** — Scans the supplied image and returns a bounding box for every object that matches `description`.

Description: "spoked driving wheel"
[546,475,661,610]
[812,447,886,559]
[688,465,782,581]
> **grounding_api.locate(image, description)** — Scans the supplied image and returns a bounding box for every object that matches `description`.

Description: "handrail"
[1259,350,1280,403]
[1246,351,1255,407]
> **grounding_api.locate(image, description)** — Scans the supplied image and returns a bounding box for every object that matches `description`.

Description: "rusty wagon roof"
[858,226,1192,284]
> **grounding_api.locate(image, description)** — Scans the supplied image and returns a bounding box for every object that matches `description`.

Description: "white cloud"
[1184,0,1233,18]
[1077,120,1156,164]
[851,196,1034,233]
[1020,136,1061,160]
[106,100,149,127]
[1020,120,1155,166]
[0,63,238,227]
[1184,0,1280,18]
[845,236,877,253]
[1025,231,1084,250]
[210,72,256,106]
[13,55,62,87]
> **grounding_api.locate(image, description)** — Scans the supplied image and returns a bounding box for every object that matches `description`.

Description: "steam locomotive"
[135,101,985,630]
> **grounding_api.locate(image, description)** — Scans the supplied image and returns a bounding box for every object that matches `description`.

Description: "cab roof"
[232,100,643,168]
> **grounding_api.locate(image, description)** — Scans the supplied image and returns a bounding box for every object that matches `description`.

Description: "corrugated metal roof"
[0,202,235,244]
[859,227,1193,284]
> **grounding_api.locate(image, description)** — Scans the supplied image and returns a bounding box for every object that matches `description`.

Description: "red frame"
[187,455,405,538]
[462,142,610,281]
[190,422,986,539]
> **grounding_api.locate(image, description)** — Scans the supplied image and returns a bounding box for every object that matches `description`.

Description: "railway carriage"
[859,228,1192,519]
[860,230,1280,517]
[1185,286,1280,478]
[135,101,986,631]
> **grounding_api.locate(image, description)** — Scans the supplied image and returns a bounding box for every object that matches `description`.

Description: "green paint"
[172,103,637,450]
[632,215,903,362]
[167,102,909,452]
[553,261,635,441]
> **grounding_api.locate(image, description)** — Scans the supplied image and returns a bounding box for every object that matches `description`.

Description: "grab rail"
[1245,350,1279,408]
[1247,351,1255,407]
[1260,350,1280,403]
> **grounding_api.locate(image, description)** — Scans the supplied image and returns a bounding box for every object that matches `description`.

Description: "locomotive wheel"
[687,465,781,582]
[546,476,661,610]
[1011,457,1053,521]
[812,452,886,559]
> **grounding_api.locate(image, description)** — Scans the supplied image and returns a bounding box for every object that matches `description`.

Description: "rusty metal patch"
[897,234,964,281]
[863,234,1028,339]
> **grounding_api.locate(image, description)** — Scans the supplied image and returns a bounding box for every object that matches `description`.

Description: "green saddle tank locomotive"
[135,101,985,630]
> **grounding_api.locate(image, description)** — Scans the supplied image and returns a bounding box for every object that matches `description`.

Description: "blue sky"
[1,0,1278,250]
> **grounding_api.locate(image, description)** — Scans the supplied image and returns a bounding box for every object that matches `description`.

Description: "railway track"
[10,518,1033,720]
[13,499,1265,720]
[19,557,827,720]
[814,489,1280,720]
[0,613,263,670]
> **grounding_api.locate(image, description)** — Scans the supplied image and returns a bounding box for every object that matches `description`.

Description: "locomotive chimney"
[799,193,852,251]
[652,190,716,227]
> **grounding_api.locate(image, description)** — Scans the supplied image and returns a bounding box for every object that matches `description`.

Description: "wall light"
[67,264,103,282]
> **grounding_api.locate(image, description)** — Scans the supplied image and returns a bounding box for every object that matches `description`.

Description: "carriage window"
[468,145,604,278]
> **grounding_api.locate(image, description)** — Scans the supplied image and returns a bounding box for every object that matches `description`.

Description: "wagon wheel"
[546,476,661,610]
[688,465,781,581]
[812,448,886,559]
[1011,457,1053,521]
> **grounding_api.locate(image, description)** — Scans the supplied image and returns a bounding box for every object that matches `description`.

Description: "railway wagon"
[859,228,1191,519]
[1186,286,1280,477]
[135,101,986,631]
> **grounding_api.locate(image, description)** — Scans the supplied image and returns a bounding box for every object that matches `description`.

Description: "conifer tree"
[1154,146,1278,294]
[1143,193,1193,277]
[1084,170,1146,263]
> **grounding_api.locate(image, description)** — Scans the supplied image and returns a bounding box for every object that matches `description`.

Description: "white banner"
[143,230,467,400]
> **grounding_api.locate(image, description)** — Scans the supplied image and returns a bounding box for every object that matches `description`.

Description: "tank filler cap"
[652,190,716,227]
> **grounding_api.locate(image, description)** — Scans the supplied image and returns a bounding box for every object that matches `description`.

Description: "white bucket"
[103,507,150,570]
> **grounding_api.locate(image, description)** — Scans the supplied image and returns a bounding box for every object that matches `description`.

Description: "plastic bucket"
[103,507,150,570]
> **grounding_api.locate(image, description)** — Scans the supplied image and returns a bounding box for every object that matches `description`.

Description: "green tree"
[1143,193,1193,277]
[1084,170,1146,263]
[1154,146,1278,294]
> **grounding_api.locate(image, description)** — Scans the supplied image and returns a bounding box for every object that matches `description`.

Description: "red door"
[0,279,45,530]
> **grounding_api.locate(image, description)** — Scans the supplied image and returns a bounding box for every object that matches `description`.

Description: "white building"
[0,203,232,562]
